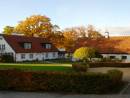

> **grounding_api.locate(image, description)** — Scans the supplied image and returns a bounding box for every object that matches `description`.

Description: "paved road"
[0,91,130,98]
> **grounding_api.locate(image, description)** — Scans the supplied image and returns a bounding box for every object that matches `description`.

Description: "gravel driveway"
[88,67,130,82]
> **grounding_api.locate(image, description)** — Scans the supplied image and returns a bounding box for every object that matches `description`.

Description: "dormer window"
[46,44,51,49]
[41,43,51,49]
[23,43,32,49]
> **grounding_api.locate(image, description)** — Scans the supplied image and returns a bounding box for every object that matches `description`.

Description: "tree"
[87,25,103,39]
[15,15,53,37]
[3,26,14,35]
[73,47,96,61]
[50,31,65,48]
[76,26,87,37]
[63,30,78,51]
[63,25,103,39]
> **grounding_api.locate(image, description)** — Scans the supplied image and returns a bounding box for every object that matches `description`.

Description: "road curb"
[120,82,130,94]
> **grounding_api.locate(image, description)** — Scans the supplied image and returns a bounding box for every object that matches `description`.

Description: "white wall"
[0,35,15,57]
[102,54,130,62]
[0,35,59,62]
[16,52,58,62]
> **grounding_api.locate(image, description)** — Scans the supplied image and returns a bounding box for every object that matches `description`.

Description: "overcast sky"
[0,0,130,36]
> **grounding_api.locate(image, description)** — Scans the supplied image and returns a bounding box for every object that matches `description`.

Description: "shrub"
[72,62,89,72]
[107,69,123,92]
[0,55,14,63]
[89,62,130,68]
[107,69,123,85]
[0,69,123,94]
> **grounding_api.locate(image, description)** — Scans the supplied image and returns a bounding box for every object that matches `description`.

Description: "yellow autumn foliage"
[15,15,52,37]
[73,47,96,60]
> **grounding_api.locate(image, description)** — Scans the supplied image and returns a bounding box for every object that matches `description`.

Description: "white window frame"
[53,52,56,57]
[29,54,33,59]
[21,54,25,59]
[24,43,31,49]
[46,44,51,49]
[0,44,5,50]
[45,53,48,58]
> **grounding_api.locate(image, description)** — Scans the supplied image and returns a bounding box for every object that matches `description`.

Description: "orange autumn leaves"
[3,15,103,51]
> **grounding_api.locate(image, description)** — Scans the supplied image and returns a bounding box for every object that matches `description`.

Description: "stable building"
[72,36,130,62]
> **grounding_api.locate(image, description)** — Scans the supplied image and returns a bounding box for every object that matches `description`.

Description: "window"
[41,43,52,49]
[0,36,2,40]
[53,52,56,57]
[122,56,127,60]
[0,45,1,50]
[45,53,48,58]
[46,44,51,49]
[21,54,25,59]
[2,45,5,50]
[29,54,33,59]
[0,44,5,50]
[24,43,31,49]
[110,56,115,59]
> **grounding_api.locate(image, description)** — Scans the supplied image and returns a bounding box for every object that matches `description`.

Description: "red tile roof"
[2,34,58,53]
[72,36,130,54]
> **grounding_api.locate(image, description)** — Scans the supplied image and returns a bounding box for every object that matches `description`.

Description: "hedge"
[72,63,89,72]
[0,69,123,94]
[89,62,130,68]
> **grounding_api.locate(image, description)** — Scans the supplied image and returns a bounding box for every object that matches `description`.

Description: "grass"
[0,63,72,71]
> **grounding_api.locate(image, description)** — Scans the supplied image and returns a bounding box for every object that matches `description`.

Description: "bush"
[89,62,130,68]
[72,62,89,72]
[0,69,123,94]
[107,69,124,92]
[0,55,14,63]
[107,69,123,84]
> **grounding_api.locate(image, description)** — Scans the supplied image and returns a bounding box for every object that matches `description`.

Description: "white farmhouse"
[72,36,130,62]
[0,34,59,62]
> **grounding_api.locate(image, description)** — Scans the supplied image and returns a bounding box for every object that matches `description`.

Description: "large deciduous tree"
[63,25,103,39]
[15,15,53,37]
[87,25,103,39]
[63,30,79,51]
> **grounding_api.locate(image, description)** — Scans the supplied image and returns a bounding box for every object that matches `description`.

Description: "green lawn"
[0,63,72,71]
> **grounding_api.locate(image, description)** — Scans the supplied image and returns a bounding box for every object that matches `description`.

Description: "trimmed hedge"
[89,62,130,68]
[0,69,123,94]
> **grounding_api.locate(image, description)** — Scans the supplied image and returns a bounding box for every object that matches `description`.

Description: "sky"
[0,0,130,36]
